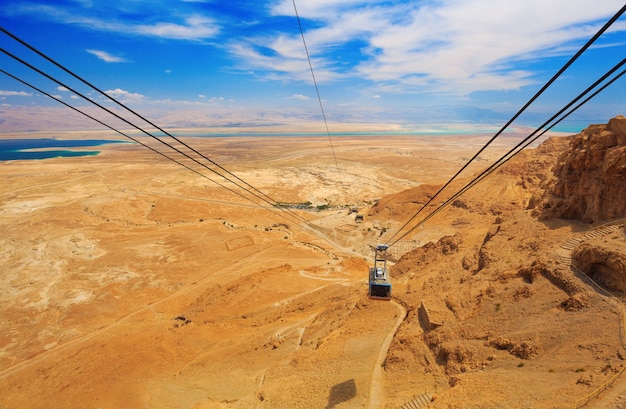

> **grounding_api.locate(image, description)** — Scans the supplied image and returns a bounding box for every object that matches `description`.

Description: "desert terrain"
[0,117,625,409]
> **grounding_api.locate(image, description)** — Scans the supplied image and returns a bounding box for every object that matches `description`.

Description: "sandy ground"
[0,133,624,408]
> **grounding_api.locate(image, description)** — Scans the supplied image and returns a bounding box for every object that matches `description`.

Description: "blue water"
[0,139,128,161]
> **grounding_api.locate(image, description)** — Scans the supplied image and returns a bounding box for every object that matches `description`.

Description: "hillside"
[374,116,626,408]
[0,121,624,409]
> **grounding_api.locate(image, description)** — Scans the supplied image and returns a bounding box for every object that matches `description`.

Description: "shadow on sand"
[325,379,357,409]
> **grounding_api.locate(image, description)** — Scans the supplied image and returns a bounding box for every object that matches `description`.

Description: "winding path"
[557,219,626,408]
[368,299,407,409]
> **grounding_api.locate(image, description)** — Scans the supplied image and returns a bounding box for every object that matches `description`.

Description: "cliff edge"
[540,115,626,223]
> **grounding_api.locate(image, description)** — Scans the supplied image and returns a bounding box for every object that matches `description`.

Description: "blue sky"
[0,0,625,132]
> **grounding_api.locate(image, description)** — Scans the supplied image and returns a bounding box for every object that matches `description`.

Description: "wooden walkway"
[400,392,433,409]
[558,222,624,265]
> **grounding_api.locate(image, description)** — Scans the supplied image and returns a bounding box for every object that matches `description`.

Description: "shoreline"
[0,128,567,162]
[0,127,576,140]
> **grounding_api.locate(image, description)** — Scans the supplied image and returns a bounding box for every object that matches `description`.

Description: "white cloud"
[86,49,128,63]
[289,94,310,100]
[57,86,69,92]
[228,41,336,83]
[134,15,219,40]
[241,0,626,95]
[198,94,206,98]
[17,4,220,41]
[0,90,32,96]
[150,98,210,107]
[271,0,389,18]
[104,88,145,104]
[8,0,625,102]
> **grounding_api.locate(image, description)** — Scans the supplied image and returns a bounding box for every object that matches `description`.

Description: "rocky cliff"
[541,115,626,223]
[381,117,626,408]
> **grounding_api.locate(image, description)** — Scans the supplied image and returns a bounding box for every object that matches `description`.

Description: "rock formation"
[573,242,626,293]
[541,115,626,223]
[379,116,626,407]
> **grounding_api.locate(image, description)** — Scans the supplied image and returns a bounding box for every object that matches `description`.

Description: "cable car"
[369,244,391,300]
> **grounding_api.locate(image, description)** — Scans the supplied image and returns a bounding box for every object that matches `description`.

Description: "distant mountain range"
[0,104,609,135]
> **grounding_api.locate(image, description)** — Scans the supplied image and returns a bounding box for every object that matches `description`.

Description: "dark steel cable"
[0,26,320,231]
[385,4,626,245]
[412,67,626,235]
[388,62,626,246]
[0,48,322,232]
[292,0,346,204]
[0,68,260,204]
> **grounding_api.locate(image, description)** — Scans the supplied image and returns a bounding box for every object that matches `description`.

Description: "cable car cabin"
[368,244,391,301]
